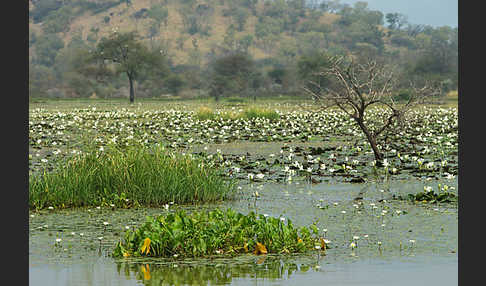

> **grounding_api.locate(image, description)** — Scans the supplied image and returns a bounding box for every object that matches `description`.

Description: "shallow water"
[29,179,458,285]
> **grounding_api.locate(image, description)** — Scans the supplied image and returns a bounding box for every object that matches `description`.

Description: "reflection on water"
[29,254,457,286]
[116,255,319,285]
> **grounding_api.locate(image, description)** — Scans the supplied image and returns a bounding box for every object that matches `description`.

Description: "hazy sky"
[337,0,458,27]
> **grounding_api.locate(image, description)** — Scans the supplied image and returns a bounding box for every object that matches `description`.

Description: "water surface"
[29,179,457,285]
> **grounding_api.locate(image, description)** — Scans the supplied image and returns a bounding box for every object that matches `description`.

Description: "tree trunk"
[128,74,134,103]
[356,119,383,164]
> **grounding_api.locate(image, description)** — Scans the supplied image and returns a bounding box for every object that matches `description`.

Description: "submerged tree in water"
[304,55,440,165]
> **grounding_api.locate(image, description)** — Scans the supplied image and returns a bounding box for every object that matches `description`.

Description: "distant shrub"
[241,107,280,121]
[224,97,246,103]
[393,89,411,101]
[195,106,216,120]
[446,90,458,98]
[132,8,149,19]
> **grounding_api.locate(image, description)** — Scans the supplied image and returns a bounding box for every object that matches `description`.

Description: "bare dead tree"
[303,55,440,165]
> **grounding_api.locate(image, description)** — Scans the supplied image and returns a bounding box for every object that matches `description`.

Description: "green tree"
[30,0,63,23]
[34,33,65,67]
[237,34,254,53]
[147,4,169,28]
[93,31,169,103]
[385,13,408,30]
[234,7,249,31]
[411,26,458,91]
[42,5,74,34]
[29,64,56,97]
[209,52,255,101]
[165,74,186,96]
[297,51,332,94]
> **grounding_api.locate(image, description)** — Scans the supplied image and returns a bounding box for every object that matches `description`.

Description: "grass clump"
[195,106,217,120]
[113,208,328,258]
[241,107,280,121]
[29,144,236,210]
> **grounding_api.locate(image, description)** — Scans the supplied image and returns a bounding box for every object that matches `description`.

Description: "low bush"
[241,107,280,121]
[195,106,216,120]
[113,208,328,258]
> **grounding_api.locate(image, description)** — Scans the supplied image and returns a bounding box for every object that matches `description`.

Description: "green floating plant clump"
[404,191,457,203]
[113,208,328,258]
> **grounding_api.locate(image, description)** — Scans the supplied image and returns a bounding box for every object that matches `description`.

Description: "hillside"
[29,0,344,65]
[28,0,458,99]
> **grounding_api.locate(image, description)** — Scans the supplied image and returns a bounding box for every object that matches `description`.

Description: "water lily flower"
[383,159,389,168]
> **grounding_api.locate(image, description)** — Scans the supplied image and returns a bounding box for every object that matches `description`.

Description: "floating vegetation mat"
[113,208,329,258]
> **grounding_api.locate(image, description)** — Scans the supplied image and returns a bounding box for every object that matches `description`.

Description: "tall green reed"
[29,144,236,210]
